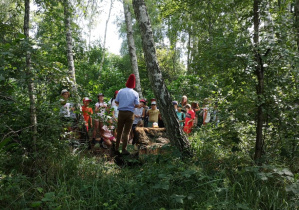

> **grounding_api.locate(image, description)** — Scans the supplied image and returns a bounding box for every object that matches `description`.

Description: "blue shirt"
[115,88,139,112]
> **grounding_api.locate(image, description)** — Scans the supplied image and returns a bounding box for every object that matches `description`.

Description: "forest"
[1,0,299,209]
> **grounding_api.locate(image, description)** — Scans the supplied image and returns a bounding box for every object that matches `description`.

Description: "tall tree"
[295,0,299,51]
[123,0,143,98]
[63,0,78,94]
[132,0,191,156]
[24,0,37,147]
[253,0,264,161]
[99,0,113,79]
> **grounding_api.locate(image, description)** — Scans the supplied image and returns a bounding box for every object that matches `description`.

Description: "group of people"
[59,74,218,155]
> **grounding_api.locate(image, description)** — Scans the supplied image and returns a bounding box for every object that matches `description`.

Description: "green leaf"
[42,192,55,202]
[31,201,42,208]
[18,33,26,39]
[171,194,185,204]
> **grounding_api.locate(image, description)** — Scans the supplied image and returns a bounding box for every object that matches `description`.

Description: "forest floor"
[1,129,298,209]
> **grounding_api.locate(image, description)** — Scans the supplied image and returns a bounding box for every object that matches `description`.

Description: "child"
[183,104,195,134]
[131,99,145,144]
[108,90,119,121]
[173,101,185,127]
[92,93,107,143]
[147,100,160,128]
[100,116,116,148]
[82,97,93,132]
[59,89,76,131]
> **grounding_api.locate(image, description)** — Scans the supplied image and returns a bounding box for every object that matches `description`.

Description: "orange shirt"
[82,106,93,123]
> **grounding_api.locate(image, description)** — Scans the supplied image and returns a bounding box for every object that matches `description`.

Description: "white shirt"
[95,102,107,116]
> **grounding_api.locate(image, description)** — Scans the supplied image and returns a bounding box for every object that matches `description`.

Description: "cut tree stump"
[134,127,170,155]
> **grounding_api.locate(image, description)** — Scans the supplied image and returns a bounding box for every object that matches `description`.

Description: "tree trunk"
[63,0,77,95]
[99,0,113,79]
[295,0,299,51]
[24,0,37,148]
[253,0,264,162]
[132,0,191,156]
[123,0,143,98]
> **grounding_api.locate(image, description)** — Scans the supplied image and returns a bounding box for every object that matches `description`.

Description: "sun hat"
[83,97,92,102]
[61,89,69,95]
[98,93,104,97]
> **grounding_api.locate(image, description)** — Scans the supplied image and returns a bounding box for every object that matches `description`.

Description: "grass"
[0,137,299,209]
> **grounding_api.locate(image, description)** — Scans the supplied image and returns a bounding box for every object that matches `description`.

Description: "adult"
[115,74,139,155]
[59,89,76,131]
[178,95,188,113]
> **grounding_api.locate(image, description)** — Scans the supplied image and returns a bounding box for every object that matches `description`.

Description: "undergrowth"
[1,132,299,209]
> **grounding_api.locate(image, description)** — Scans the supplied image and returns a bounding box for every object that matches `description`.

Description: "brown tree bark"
[123,0,143,98]
[253,0,264,162]
[24,0,37,147]
[132,0,191,156]
[295,0,299,51]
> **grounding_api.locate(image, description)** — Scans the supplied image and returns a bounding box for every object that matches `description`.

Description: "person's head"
[98,93,104,102]
[181,95,187,105]
[177,107,182,112]
[140,99,146,107]
[126,74,136,89]
[151,101,157,110]
[191,102,199,110]
[61,89,69,100]
[83,97,92,106]
[137,120,144,127]
[185,104,191,111]
[114,90,119,99]
[172,101,178,109]
[106,116,113,125]
[203,98,210,106]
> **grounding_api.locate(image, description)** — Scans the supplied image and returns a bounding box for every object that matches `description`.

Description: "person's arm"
[142,109,145,118]
[90,108,93,127]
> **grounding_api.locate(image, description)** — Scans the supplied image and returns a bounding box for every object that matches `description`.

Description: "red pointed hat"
[126,74,136,88]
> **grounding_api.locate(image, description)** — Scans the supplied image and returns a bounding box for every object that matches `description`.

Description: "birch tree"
[24,0,37,147]
[132,0,191,156]
[99,0,113,79]
[123,0,143,98]
[63,0,78,95]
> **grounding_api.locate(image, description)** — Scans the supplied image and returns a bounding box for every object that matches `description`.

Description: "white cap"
[151,101,156,105]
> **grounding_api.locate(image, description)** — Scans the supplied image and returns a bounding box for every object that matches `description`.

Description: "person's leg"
[103,138,112,147]
[121,112,134,153]
[148,121,153,128]
[92,120,99,139]
[116,111,125,151]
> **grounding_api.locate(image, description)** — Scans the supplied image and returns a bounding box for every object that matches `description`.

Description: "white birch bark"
[123,0,143,98]
[99,0,113,79]
[24,0,37,146]
[63,0,78,95]
[132,0,191,156]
